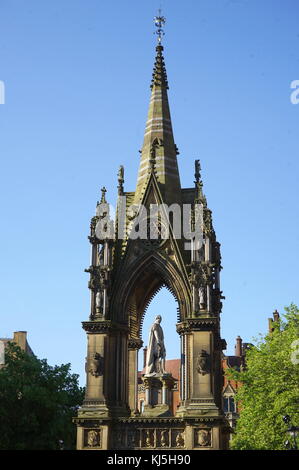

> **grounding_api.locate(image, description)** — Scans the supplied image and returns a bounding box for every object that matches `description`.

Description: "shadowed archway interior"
[138,287,181,372]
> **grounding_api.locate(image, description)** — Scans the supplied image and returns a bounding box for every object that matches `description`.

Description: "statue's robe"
[145,322,166,375]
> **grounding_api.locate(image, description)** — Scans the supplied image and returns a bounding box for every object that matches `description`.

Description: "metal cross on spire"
[154,9,166,44]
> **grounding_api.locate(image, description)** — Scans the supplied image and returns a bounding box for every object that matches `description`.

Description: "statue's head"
[155,315,162,323]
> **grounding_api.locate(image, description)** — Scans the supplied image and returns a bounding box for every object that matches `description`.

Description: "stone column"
[176,319,221,417]
[161,375,175,406]
[128,339,143,414]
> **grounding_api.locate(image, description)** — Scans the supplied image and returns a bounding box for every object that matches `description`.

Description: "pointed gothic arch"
[112,250,192,339]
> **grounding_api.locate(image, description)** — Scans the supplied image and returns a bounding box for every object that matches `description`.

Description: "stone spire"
[135,43,181,203]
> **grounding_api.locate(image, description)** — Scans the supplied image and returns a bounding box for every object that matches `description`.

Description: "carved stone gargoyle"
[88,352,103,377]
[196,349,210,376]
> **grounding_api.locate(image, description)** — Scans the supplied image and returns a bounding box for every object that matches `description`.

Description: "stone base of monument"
[175,398,221,418]
[141,374,175,417]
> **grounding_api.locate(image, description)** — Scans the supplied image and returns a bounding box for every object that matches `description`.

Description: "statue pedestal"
[141,374,175,417]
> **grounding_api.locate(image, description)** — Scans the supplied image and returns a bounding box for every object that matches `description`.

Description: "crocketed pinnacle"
[151,45,169,89]
[135,44,181,203]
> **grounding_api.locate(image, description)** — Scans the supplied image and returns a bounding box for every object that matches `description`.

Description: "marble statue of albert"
[145,315,166,376]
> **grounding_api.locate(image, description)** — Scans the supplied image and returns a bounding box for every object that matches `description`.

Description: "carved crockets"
[117,165,124,195]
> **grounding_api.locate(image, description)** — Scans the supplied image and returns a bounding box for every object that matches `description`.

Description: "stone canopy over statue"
[145,315,167,376]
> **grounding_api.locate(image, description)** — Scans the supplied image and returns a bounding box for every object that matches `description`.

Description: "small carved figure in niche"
[196,429,211,447]
[98,246,104,265]
[196,349,210,376]
[96,290,103,312]
[89,352,103,377]
[160,429,168,447]
[145,430,153,448]
[175,431,185,448]
[114,429,123,448]
[127,429,136,448]
[87,430,100,447]
[198,285,206,310]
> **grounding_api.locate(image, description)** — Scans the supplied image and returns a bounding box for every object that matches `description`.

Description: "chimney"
[273,310,280,322]
[13,331,27,351]
[269,310,280,333]
[143,347,148,369]
[235,336,242,357]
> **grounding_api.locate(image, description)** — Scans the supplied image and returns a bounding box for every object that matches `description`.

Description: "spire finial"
[154,9,166,44]
[194,159,202,184]
[100,186,107,203]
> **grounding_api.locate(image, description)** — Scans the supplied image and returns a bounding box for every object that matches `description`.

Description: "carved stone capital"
[176,317,219,334]
[82,320,129,334]
[128,338,144,350]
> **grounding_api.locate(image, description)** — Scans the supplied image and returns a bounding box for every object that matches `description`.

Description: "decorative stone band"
[139,155,179,169]
[73,418,109,427]
[82,320,129,334]
[117,417,224,424]
[137,165,179,177]
[145,117,171,123]
[144,122,173,133]
[137,172,179,183]
[176,317,220,335]
[118,417,185,424]
[82,399,107,406]
[144,128,173,137]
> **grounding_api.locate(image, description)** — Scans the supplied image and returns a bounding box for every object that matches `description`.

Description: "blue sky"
[0,0,298,384]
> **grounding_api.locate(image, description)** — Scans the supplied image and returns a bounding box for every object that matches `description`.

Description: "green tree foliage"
[227,304,299,450]
[0,342,84,450]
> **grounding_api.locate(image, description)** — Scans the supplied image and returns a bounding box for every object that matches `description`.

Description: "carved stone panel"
[113,428,125,449]
[127,428,138,448]
[113,427,186,449]
[84,428,102,448]
[142,429,154,448]
[88,352,104,377]
[196,349,210,376]
[171,429,185,448]
[157,429,170,448]
[194,428,212,447]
